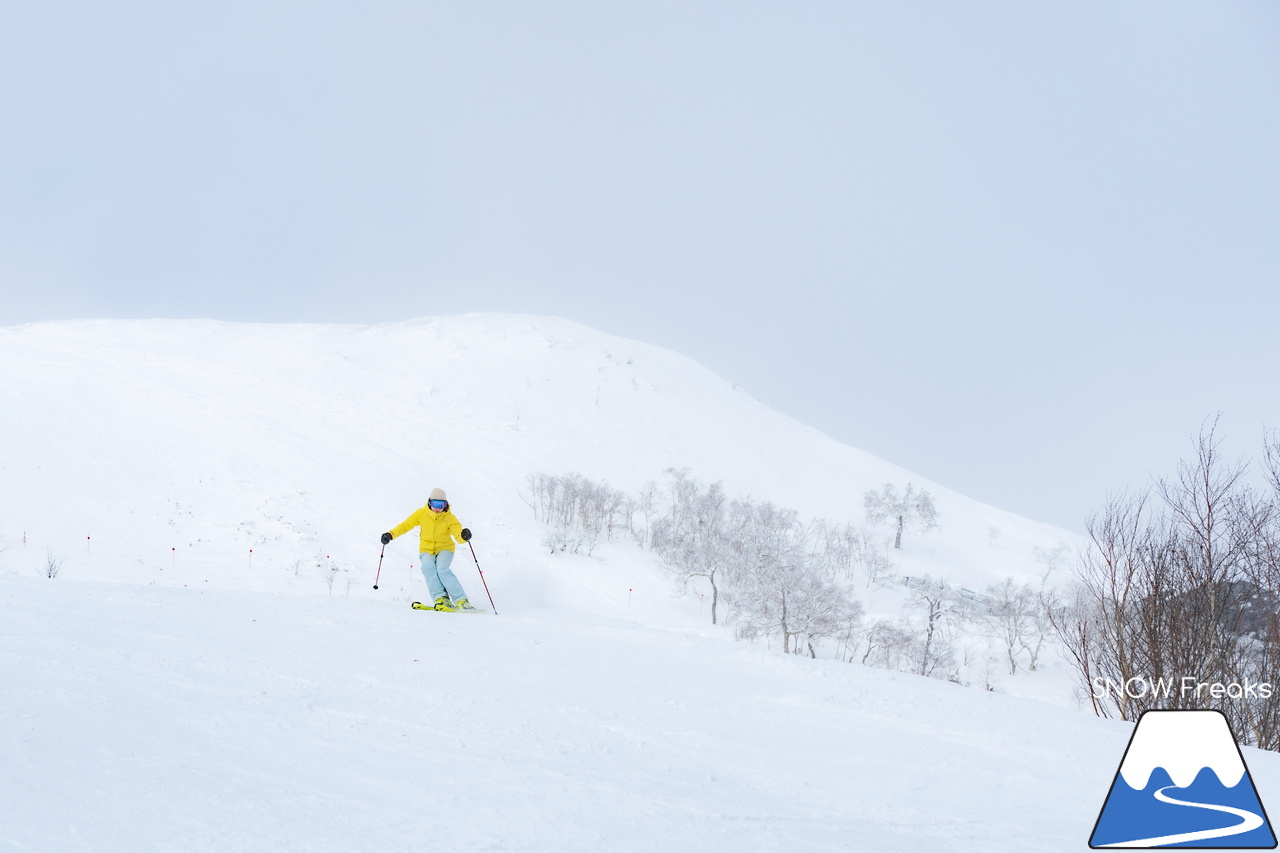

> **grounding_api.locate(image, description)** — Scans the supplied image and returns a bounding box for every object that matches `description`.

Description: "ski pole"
[465,540,498,615]
[373,543,386,590]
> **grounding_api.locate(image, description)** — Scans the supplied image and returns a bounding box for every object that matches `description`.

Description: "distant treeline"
[524,470,1063,686]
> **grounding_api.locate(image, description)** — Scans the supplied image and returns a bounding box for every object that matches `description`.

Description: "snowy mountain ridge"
[0,313,1072,596]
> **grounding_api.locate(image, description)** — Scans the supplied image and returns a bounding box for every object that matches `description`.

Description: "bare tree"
[631,479,659,547]
[721,498,804,647]
[1033,543,1072,584]
[904,575,962,678]
[725,513,863,655]
[860,619,917,669]
[1049,580,1107,715]
[978,553,1069,676]
[1154,421,1265,684]
[651,470,734,624]
[527,472,630,556]
[1233,430,1280,749]
[980,578,1035,674]
[864,482,939,549]
[809,520,892,587]
[1059,490,1159,719]
[807,519,853,581]
[42,549,63,579]
[1055,421,1280,750]
[1022,585,1061,672]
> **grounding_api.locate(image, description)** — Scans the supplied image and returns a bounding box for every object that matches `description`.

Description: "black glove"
[460,528,472,541]
[381,532,392,545]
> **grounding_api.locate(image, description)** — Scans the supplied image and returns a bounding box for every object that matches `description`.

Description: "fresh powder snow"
[4,315,1277,851]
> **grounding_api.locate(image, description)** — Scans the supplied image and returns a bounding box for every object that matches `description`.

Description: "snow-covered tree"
[525,473,629,555]
[808,520,892,587]
[651,470,734,624]
[903,575,962,678]
[723,500,862,656]
[859,620,916,669]
[532,469,866,654]
[863,483,939,549]
[979,578,1037,675]
[631,479,659,547]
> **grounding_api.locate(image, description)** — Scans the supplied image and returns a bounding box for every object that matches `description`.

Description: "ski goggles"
[428,499,447,511]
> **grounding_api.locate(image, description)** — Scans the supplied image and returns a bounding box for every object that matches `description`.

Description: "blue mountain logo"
[1091,709,1277,848]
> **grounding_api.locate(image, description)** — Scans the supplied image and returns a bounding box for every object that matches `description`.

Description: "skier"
[382,488,476,611]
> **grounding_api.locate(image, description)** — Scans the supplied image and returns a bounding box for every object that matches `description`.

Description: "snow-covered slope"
[0,314,1072,596]
[0,314,1175,852]
[0,575,1221,853]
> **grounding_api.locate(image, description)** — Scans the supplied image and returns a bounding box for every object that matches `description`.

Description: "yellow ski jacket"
[390,505,465,555]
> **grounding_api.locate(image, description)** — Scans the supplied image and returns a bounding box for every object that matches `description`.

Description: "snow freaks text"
[1092,677,1275,701]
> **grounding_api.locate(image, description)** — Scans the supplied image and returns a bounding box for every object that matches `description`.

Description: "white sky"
[2,1,1278,533]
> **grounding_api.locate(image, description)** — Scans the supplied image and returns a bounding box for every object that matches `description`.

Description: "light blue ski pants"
[420,550,468,602]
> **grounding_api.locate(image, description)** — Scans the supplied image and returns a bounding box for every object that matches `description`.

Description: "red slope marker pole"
[465,541,498,615]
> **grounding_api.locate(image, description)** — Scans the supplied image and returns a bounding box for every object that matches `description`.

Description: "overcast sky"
[2,1,1278,533]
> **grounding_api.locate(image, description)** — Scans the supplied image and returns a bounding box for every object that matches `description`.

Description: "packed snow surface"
[0,577,1171,852]
[5,315,1275,850]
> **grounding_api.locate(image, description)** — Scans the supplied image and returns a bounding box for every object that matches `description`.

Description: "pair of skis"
[374,540,499,615]
[410,601,488,614]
